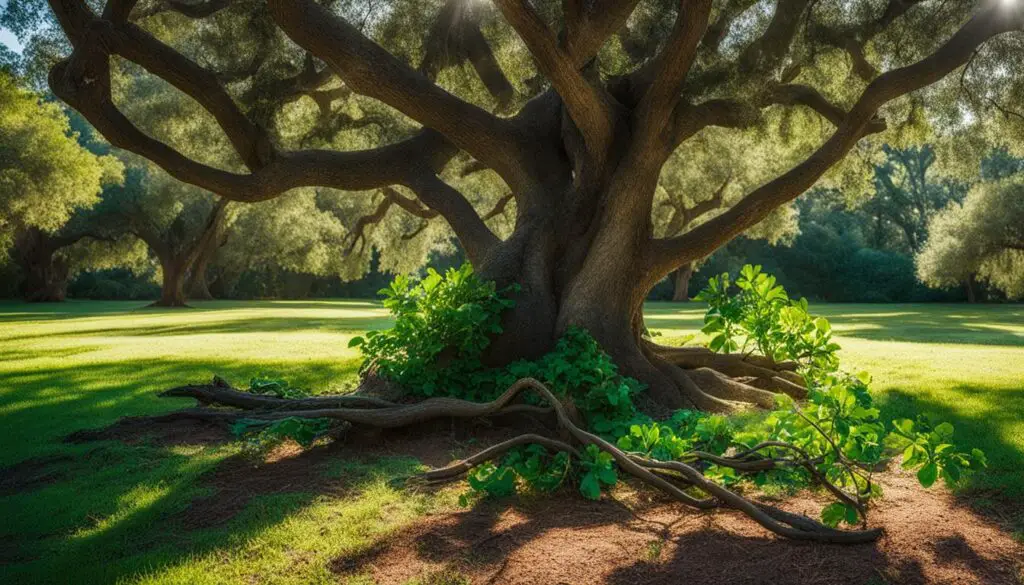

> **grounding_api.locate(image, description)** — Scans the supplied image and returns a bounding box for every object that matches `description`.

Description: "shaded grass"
[1,299,1022,584]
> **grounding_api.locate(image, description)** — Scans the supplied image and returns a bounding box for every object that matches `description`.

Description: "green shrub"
[349,263,517,401]
[354,263,985,525]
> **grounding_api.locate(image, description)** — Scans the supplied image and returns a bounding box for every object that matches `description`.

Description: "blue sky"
[0,0,22,53]
[1,28,22,52]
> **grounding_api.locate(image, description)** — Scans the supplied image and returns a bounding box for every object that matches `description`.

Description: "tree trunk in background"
[965,274,978,304]
[186,237,218,301]
[671,263,694,302]
[14,228,72,302]
[153,258,189,307]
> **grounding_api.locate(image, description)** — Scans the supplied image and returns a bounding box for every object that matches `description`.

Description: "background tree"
[20,0,1024,410]
[0,69,123,300]
[655,130,801,301]
[917,176,1024,299]
[99,161,230,307]
[863,144,966,253]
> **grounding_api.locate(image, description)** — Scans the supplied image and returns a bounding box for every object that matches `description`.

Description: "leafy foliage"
[0,71,122,254]
[350,264,518,400]
[459,444,571,506]
[696,264,839,373]
[916,176,1024,299]
[231,416,333,458]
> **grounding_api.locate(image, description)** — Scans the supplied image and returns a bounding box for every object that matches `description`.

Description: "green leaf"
[597,466,617,486]
[821,502,846,528]
[579,473,601,500]
[347,336,364,348]
[933,422,954,439]
[942,462,962,484]
[902,444,917,467]
[893,419,914,435]
[917,462,939,488]
[844,504,860,525]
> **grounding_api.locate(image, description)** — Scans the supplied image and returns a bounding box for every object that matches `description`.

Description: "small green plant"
[458,444,571,506]
[231,416,333,457]
[349,264,518,401]
[696,264,840,373]
[578,444,618,500]
[246,375,310,399]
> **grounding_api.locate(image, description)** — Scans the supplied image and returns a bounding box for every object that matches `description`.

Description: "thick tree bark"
[186,255,214,301]
[965,274,978,304]
[671,263,694,302]
[137,199,229,308]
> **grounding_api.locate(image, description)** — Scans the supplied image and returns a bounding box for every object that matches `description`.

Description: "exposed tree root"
[641,341,810,412]
[156,375,881,544]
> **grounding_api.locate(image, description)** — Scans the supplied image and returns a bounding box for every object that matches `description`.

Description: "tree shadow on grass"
[0,417,526,584]
[0,357,362,468]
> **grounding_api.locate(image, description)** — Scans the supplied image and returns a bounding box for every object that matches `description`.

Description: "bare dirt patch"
[64,415,233,447]
[0,454,73,496]
[334,470,1024,585]
[174,417,535,530]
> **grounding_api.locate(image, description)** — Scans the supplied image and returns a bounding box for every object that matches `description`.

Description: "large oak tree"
[24,0,1024,410]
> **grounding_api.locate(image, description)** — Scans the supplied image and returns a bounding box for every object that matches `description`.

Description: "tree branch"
[561,0,643,67]
[649,4,1024,277]
[131,0,232,21]
[344,187,439,255]
[266,0,532,191]
[768,84,887,134]
[48,1,462,203]
[492,0,616,157]
[482,193,515,221]
[403,174,500,266]
[634,0,713,146]
[420,0,516,109]
[808,0,928,81]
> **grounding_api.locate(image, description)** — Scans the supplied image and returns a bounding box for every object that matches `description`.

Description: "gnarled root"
[157,376,880,544]
[641,341,810,413]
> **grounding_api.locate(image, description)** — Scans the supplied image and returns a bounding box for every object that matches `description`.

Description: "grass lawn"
[1,300,1022,584]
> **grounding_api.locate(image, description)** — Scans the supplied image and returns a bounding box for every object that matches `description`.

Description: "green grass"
[1,299,1022,584]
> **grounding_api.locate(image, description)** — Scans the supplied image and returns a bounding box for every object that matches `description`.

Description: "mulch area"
[332,469,1023,584]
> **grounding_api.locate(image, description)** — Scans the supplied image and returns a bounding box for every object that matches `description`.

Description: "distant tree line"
[650,146,1024,303]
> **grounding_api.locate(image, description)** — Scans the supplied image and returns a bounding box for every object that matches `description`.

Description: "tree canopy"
[0,69,121,254]
[916,176,1024,299]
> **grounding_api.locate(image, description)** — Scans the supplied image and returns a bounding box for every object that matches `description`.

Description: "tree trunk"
[153,258,189,307]
[186,241,216,301]
[670,263,694,302]
[965,274,978,304]
[14,228,72,302]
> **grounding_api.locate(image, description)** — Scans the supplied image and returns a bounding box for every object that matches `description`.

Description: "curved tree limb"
[649,4,1024,278]
[266,0,532,192]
